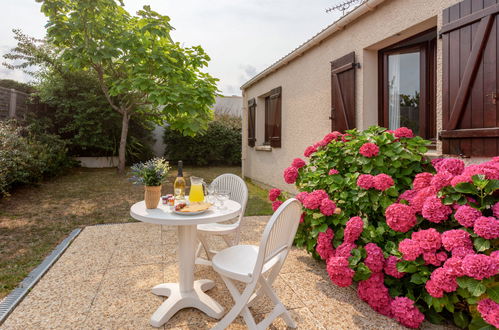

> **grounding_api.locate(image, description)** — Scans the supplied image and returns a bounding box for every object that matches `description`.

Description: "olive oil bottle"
[173,160,186,200]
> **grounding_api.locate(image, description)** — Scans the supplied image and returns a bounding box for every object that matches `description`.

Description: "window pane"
[387,52,420,133]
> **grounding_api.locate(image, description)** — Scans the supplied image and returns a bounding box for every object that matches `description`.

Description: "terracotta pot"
[144,185,162,209]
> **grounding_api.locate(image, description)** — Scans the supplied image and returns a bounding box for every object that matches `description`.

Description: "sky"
[0,0,343,96]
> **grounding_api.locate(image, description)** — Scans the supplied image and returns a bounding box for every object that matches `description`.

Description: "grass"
[0,166,272,299]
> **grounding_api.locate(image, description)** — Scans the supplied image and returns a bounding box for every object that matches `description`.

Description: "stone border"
[0,228,82,325]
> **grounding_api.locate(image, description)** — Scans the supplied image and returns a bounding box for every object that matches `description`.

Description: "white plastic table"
[130,199,241,328]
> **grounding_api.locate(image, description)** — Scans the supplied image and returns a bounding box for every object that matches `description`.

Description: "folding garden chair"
[195,173,248,265]
[211,198,302,330]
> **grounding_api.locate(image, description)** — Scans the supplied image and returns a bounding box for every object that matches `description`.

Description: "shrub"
[29,70,155,162]
[271,126,499,329]
[0,121,73,196]
[163,114,241,166]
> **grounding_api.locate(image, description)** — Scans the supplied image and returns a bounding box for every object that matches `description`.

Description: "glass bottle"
[173,160,186,201]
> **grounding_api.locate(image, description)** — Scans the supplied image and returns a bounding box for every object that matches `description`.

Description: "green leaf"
[410,273,427,285]
[470,282,487,297]
[486,286,499,303]
[473,237,491,252]
[353,262,372,281]
[453,310,470,329]
[454,182,479,195]
[484,179,499,194]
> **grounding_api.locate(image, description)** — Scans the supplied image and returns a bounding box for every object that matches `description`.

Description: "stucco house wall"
[241,0,462,192]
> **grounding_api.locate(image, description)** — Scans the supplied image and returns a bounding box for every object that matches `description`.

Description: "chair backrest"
[254,198,302,276]
[212,173,248,223]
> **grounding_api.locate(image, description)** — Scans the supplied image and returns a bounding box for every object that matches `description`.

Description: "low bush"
[270,126,498,329]
[0,121,73,196]
[163,114,241,166]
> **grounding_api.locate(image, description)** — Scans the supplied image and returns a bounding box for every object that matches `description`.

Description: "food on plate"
[176,202,212,213]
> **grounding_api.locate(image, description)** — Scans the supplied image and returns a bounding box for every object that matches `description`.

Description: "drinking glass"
[205,183,216,203]
[215,190,230,210]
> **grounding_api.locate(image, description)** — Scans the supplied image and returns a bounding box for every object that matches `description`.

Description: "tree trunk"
[118,111,130,174]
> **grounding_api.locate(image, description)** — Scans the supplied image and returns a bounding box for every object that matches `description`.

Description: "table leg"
[149,225,225,327]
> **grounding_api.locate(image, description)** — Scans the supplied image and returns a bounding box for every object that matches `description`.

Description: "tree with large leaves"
[36,0,218,173]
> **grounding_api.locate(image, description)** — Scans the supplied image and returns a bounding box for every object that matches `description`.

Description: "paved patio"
[2,216,447,329]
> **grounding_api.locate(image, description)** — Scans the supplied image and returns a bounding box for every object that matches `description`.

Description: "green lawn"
[0,166,272,299]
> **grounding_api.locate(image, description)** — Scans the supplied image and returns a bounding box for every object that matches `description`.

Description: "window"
[247,98,256,147]
[379,29,437,142]
[264,87,282,148]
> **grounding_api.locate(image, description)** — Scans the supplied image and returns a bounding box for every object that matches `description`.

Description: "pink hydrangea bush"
[270,126,498,329]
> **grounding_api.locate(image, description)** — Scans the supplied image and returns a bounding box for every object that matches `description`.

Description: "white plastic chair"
[211,198,302,330]
[196,174,248,265]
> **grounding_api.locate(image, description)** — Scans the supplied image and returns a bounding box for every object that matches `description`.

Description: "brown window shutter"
[247,98,256,147]
[440,1,499,157]
[331,52,357,132]
[269,87,282,148]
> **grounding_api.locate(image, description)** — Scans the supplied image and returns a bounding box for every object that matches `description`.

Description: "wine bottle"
[173,160,186,200]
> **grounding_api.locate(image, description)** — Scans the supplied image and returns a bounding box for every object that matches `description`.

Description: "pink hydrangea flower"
[474,216,499,239]
[291,158,306,169]
[326,256,355,287]
[431,158,445,169]
[385,203,417,232]
[454,205,481,228]
[423,251,448,266]
[443,257,465,277]
[410,186,438,213]
[303,145,317,157]
[335,242,356,258]
[430,171,453,191]
[425,279,444,298]
[398,239,422,261]
[358,273,393,317]
[268,188,281,202]
[478,299,499,328]
[320,199,336,216]
[421,196,453,223]
[452,246,475,259]
[384,256,405,278]
[299,213,305,223]
[316,228,335,261]
[322,132,337,145]
[413,172,434,190]
[328,168,339,175]
[451,174,473,187]
[412,228,442,252]
[434,158,465,176]
[359,142,379,158]
[344,216,364,243]
[373,174,394,191]
[428,267,458,294]
[365,243,385,272]
[491,250,499,261]
[393,127,414,139]
[441,229,472,252]
[398,189,418,203]
[493,202,499,218]
[302,190,328,210]
[295,191,308,203]
[272,200,283,211]
[283,166,299,184]
[462,254,498,280]
[390,297,425,329]
[357,174,374,189]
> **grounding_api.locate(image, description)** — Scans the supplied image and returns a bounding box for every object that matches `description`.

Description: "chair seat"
[197,222,239,234]
[212,245,279,283]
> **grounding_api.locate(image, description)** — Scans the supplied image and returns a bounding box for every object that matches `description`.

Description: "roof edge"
[240,0,387,90]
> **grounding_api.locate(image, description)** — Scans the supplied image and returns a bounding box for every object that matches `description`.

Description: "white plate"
[172,209,209,216]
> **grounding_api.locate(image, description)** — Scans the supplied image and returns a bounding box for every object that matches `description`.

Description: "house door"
[331,52,356,132]
[440,0,499,157]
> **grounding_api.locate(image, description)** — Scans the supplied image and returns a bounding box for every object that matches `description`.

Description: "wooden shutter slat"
[331,52,356,132]
[447,15,494,131]
[440,0,499,157]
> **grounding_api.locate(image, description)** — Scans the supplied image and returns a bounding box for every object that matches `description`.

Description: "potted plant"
[130,158,170,209]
